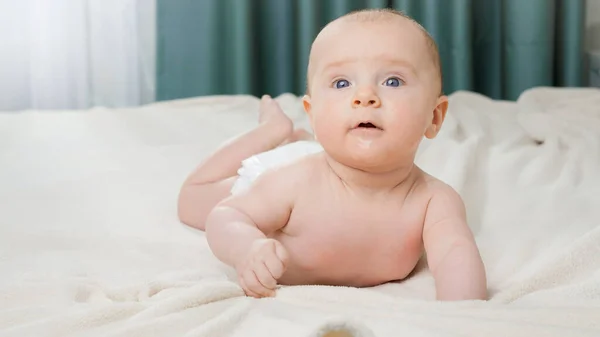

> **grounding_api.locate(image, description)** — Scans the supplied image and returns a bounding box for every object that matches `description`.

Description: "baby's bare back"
[270,155,435,287]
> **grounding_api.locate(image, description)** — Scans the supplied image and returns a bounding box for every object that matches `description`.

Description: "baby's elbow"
[204,206,233,242]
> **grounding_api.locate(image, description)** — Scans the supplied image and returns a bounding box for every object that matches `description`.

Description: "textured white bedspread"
[1,88,600,337]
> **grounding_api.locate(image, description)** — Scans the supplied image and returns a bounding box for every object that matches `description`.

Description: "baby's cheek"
[391,109,428,133]
[313,119,336,145]
[312,103,340,133]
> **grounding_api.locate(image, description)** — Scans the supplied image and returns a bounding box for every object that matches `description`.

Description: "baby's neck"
[324,155,418,196]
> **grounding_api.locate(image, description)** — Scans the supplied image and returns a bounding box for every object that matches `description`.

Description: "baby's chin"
[328,146,412,173]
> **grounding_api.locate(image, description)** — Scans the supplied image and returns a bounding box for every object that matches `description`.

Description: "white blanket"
[1,88,599,337]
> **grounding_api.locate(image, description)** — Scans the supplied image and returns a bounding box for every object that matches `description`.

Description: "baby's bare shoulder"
[414,170,465,212]
[413,174,466,227]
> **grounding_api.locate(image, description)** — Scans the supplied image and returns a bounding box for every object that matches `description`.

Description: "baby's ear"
[424,95,449,139]
[302,95,314,124]
[302,95,312,116]
[302,95,318,140]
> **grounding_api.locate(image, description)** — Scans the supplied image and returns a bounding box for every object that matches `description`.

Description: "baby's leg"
[178,95,295,230]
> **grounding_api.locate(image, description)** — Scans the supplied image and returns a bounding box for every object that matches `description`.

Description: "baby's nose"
[352,92,381,108]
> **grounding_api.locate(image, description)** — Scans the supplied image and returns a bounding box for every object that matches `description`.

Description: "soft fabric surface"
[1,88,600,337]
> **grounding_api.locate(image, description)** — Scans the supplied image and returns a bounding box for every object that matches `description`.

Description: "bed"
[1,87,599,337]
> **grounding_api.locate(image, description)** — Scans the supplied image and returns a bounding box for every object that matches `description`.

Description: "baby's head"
[303,9,448,173]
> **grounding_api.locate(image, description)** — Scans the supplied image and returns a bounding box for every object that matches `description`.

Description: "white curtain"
[0,0,156,112]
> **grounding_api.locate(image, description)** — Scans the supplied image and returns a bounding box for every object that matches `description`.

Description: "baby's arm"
[205,167,295,296]
[422,185,487,301]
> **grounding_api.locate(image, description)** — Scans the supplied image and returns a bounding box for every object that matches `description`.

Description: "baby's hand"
[235,238,289,298]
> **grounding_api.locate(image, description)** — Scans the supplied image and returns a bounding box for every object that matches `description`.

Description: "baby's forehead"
[312,20,428,66]
[314,16,429,56]
[305,10,442,94]
[312,16,438,76]
[326,12,424,38]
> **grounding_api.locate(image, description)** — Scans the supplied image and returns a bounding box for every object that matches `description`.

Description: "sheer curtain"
[0,0,155,112]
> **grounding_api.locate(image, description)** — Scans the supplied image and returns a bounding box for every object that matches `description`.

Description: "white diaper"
[230,140,324,195]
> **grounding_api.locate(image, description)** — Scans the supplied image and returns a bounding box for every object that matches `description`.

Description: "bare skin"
[179,9,487,301]
[177,95,312,230]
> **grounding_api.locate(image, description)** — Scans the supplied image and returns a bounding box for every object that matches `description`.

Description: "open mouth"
[354,122,382,130]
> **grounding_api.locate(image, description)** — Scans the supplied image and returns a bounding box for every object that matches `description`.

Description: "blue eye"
[384,77,402,87]
[334,79,350,89]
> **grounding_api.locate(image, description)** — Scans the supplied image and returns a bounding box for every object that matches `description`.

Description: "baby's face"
[303,18,446,172]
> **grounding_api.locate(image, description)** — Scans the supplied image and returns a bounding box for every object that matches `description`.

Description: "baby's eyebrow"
[321,57,417,75]
[319,59,353,74]
[379,58,418,74]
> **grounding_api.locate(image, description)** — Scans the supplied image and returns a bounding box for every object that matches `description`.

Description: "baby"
[178,8,487,301]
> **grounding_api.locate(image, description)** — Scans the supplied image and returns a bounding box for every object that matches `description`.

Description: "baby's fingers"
[272,241,290,268]
[255,261,278,290]
[242,269,274,298]
[239,276,261,298]
[263,252,286,280]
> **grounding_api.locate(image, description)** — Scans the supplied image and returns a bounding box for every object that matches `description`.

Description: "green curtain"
[157,0,587,101]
